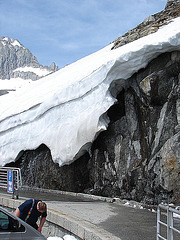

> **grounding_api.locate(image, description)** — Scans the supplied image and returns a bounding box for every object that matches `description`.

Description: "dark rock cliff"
[87,50,180,205]
[6,0,180,205]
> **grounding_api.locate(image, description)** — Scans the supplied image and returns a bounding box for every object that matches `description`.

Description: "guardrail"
[157,203,180,240]
[0,167,22,199]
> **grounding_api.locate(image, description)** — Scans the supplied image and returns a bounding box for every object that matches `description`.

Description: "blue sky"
[0,0,167,68]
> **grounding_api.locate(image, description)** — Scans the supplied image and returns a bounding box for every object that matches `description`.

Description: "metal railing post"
[12,170,15,199]
[157,205,161,240]
[167,207,173,240]
[157,204,180,240]
[16,170,19,199]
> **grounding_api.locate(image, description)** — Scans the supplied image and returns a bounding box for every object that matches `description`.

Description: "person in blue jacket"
[15,199,47,232]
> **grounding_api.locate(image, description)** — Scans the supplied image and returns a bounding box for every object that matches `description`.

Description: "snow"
[11,39,21,47]
[0,17,180,166]
[1,37,23,48]
[63,235,78,240]
[1,41,6,47]
[3,37,9,42]
[13,66,52,77]
[0,78,32,91]
[47,235,78,240]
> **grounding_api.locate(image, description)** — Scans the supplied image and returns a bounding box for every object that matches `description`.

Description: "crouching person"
[15,199,47,233]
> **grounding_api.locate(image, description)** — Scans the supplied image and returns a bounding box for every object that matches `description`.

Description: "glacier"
[0,66,52,92]
[0,17,180,166]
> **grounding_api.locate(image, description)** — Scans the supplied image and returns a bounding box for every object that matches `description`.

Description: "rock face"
[5,0,180,205]
[87,50,180,205]
[10,144,91,193]
[0,37,58,80]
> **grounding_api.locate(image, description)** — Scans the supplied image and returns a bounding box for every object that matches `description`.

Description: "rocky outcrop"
[5,0,180,205]
[87,50,180,205]
[112,0,180,50]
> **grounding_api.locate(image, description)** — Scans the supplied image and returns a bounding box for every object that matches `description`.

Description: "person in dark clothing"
[14,199,47,232]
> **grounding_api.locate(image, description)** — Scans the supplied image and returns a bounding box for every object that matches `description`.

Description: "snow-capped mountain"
[0,37,58,95]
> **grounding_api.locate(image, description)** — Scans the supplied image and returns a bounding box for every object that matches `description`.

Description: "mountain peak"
[0,37,58,80]
[0,37,59,95]
[0,36,24,48]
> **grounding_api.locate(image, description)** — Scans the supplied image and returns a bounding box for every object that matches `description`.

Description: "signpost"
[7,171,14,194]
